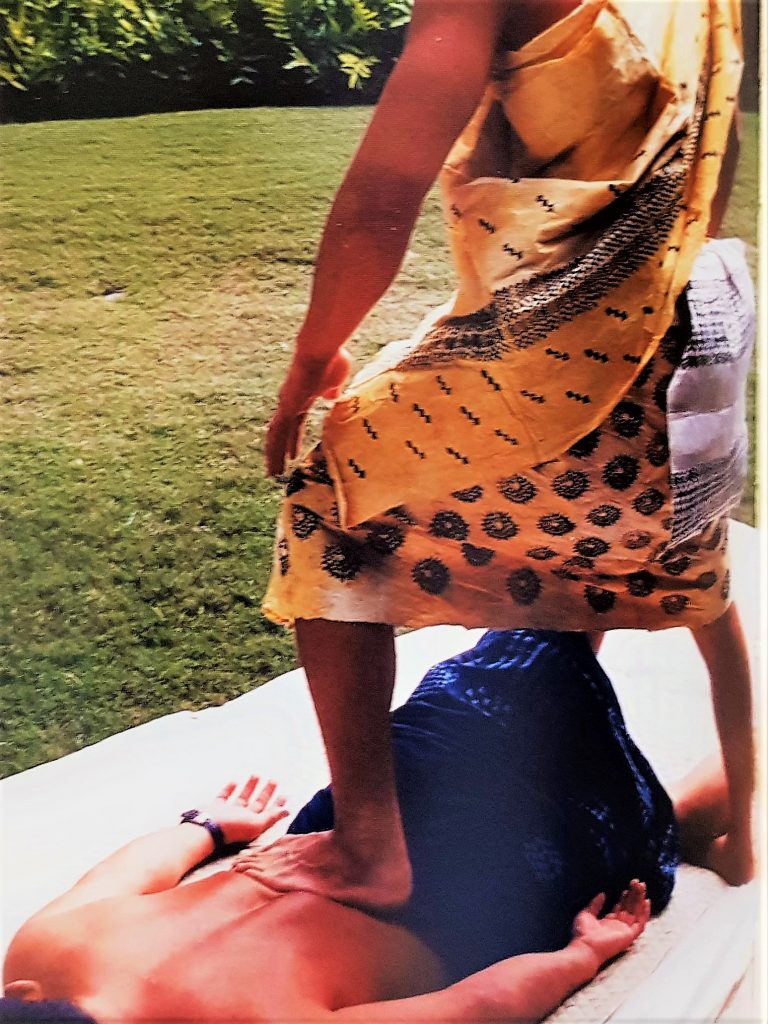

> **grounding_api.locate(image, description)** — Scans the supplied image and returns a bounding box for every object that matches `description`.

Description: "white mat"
[1,520,764,1022]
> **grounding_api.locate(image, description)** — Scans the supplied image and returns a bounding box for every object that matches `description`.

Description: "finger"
[253,779,277,813]
[261,806,291,830]
[610,888,631,916]
[238,775,260,805]
[639,898,651,929]
[218,782,237,801]
[623,880,646,916]
[587,893,606,916]
[266,421,289,478]
[287,414,307,462]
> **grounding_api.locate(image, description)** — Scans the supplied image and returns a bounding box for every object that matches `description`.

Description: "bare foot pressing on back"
[231,829,413,911]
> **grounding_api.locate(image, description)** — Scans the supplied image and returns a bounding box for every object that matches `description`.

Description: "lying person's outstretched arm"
[337,882,650,1023]
[21,778,288,917]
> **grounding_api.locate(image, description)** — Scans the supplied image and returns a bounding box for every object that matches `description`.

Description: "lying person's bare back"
[3,783,651,1024]
[3,630,735,1024]
[5,630,673,1023]
[7,870,442,1020]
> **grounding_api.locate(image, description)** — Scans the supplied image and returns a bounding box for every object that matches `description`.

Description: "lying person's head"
[0,997,96,1023]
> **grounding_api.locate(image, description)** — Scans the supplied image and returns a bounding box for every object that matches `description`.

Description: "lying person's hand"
[195,777,290,845]
[570,880,650,968]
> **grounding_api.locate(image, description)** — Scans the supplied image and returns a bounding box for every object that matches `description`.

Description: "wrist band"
[179,809,226,857]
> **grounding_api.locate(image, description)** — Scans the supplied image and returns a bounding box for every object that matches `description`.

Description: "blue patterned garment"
[290,630,678,982]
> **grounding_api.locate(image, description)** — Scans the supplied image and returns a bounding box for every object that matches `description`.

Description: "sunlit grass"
[0,109,759,775]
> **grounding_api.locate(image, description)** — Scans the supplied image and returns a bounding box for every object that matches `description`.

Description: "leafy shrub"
[0,0,413,118]
[1,0,238,91]
[253,0,411,90]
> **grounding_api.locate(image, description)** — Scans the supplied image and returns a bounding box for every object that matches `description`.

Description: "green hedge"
[0,0,413,118]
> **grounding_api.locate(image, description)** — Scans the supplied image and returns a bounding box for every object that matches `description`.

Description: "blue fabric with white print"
[290,629,678,983]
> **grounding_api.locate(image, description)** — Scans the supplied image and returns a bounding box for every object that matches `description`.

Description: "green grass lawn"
[0,109,760,776]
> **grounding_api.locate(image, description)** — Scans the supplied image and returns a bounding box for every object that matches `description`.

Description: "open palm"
[195,777,290,845]
[572,880,650,966]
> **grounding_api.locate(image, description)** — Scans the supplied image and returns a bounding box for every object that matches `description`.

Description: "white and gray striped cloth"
[667,238,756,546]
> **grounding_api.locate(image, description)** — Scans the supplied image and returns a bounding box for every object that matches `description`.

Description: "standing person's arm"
[707,110,741,238]
[336,883,650,1023]
[266,0,509,477]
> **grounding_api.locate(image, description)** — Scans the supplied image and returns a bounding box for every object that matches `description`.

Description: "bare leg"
[232,619,412,910]
[690,602,755,885]
[670,754,730,865]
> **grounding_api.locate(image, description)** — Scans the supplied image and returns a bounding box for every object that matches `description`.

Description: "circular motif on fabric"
[721,570,731,600]
[364,522,405,556]
[661,594,690,615]
[646,432,670,467]
[610,399,645,439]
[538,513,575,536]
[697,571,718,590]
[553,556,593,581]
[587,504,622,528]
[430,510,469,541]
[278,537,290,577]
[575,536,610,558]
[661,553,692,577]
[451,485,484,503]
[412,558,451,595]
[482,511,519,540]
[626,570,657,597]
[506,568,542,606]
[291,504,323,539]
[321,542,362,582]
[622,530,652,550]
[653,373,673,413]
[567,428,602,459]
[285,468,306,496]
[602,455,640,491]
[552,470,590,501]
[527,546,557,561]
[499,474,537,504]
[633,488,665,516]
[585,585,617,614]
[462,543,495,567]
[632,356,655,390]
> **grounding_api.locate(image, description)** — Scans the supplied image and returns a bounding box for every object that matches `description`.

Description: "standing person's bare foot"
[231,827,413,911]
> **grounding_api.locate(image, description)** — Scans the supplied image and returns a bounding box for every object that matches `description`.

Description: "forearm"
[707,112,741,237]
[292,1,504,367]
[73,824,214,896]
[295,178,422,366]
[337,940,599,1022]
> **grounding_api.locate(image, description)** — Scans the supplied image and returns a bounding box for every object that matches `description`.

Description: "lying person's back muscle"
[5,873,445,1021]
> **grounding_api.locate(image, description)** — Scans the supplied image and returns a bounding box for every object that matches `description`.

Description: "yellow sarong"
[263,0,746,631]
[322,0,742,529]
